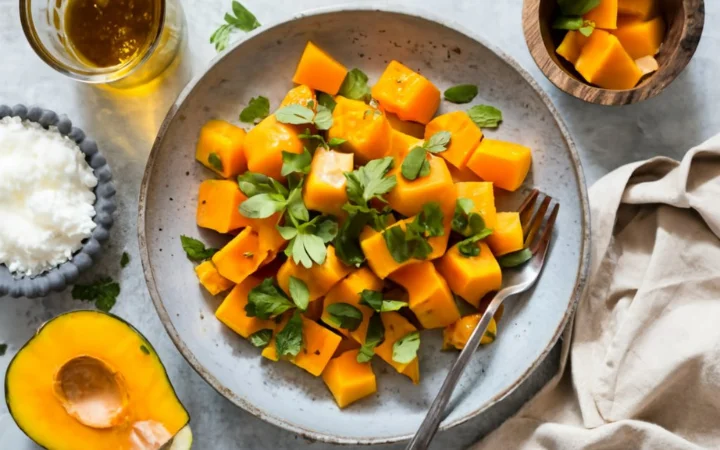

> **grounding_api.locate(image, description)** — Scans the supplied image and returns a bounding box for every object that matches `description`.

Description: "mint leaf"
[557,0,600,16]
[444,84,478,104]
[401,146,428,181]
[276,311,303,357]
[237,172,288,198]
[275,104,315,125]
[338,68,372,102]
[72,277,120,312]
[357,313,384,363]
[288,276,309,311]
[423,131,452,154]
[317,92,337,111]
[327,303,363,331]
[249,329,273,348]
[239,193,287,219]
[245,278,294,319]
[498,248,533,268]
[240,96,270,123]
[314,104,333,130]
[208,153,224,172]
[281,149,312,177]
[210,2,260,52]
[468,105,503,128]
[392,331,420,364]
[180,235,218,261]
[120,252,130,268]
[359,290,407,312]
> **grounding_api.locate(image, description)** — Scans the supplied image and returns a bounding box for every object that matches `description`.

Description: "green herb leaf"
[418,159,431,177]
[423,131,452,154]
[314,104,333,130]
[357,313,384,363]
[416,202,445,237]
[276,226,298,240]
[579,24,595,37]
[444,84,478,104]
[276,311,304,357]
[0,343,7,356]
[180,235,218,261]
[120,252,130,268]
[338,68,372,102]
[237,172,288,198]
[383,225,410,263]
[315,217,339,243]
[359,290,408,312]
[468,105,503,128]
[285,185,309,222]
[344,157,397,207]
[209,23,233,52]
[239,193,287,219]
[289,233,326,268]
[229,1,261,30]
[334,212,370,267]
[72,277,120,312]
[452,198,473,234]
[317,92,337,111]
[208,153,224,172]
[557,0,600,16]
[275,104,315,125]
[457,229,494,257]
[392,331,420,364]
[249,329,274,348]
[281,149,312,177]
[209,2,260,52]
[552,16,585,30]
[245,278,294,320]
[498,248,533,268]
[288,276,310,311]
[239,95,270,123]
[327,303,364,331]
[327,137,346,147]
[401,146,428,181]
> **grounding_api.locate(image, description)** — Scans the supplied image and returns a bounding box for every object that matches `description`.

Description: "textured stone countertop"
[1,0,718,448]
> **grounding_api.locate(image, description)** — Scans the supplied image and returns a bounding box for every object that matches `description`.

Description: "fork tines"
[517,189,559,254]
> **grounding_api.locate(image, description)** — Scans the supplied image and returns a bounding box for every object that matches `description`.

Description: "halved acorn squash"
[4,310,190,450]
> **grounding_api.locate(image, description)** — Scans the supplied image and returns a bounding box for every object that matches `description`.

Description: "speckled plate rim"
[138,4,591,445]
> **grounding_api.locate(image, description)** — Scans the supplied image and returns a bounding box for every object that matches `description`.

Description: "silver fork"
[406,189,559,450]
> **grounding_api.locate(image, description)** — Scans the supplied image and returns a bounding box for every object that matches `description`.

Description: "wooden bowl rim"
[522,0,705,105]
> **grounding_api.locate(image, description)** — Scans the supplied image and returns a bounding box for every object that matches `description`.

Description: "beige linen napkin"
[473,134,720,450]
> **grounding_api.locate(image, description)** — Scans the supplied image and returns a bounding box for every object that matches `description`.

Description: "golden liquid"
[64,0,157,68]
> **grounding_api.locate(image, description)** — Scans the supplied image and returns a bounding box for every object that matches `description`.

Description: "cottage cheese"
[0,116,98,276]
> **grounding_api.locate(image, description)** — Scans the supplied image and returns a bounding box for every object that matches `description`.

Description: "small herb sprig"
[401,131,452,181]
[210,1,261,52]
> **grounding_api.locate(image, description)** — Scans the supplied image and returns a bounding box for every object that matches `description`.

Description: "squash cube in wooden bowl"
[612,16,666,59]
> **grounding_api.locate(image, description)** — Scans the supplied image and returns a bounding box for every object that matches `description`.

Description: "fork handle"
[405,291,509,450]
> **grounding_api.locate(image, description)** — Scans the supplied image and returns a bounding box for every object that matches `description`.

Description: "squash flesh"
[280,84,316,108]
[292,42,348,95]
[303,148,353,216]
[215,276,277,338]
[276,246,352,302]
[437,242,502,308]
[487,212,524,257]
[371,60,440,124]
[327,97,392,164]
[612,16,666,59]
[454,182,498,229]
[556,31,589,65]
[195,120,247,178]
[322,350,377,408]
[385,154,457,218]
[584,0,619,29]
[194,260,234,295]
[575,30,643,90]
[321,267,383,341]
[466,140,532,193]
[243,114,304,181]
[212,227,267,284]
[196,180,251,233]
[424,111,483,169]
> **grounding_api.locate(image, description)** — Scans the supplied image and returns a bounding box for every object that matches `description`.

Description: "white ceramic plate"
[139,7,590,444]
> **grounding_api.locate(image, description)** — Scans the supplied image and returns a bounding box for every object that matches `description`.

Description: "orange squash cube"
[327,97,391,164]
[386,112,426,139]
[618,0,656,19]
[454,182,498,229]
[389,261,460,329]
[243,115,304,181]
[401,358,420,384]
[292,41,348,95]
[612,16,666,59]
[196,180,251,234]
[424,112,483,169]
[250,213,287,257]
[447,163,482,183]
[373,312,419,377]
[487,212,524,256]
[276,246,352,302]
[556,31,590,65]
[575,30,643,90]
[371,61,441,125]
[322,349,377,408]
[321,267,383,341]
[386,154,456,218]
[280,84,316,108]
[211,227,266,283]
[387,129,423,162]
[215,276,276,338]
[360,217,450,279]
[303,148,353,217]
[443,314,497,350]
[584,0,618,29]
[196,120,247,178]
[195,260,234,295]
[437,242,502,308]
[466,139,532,192]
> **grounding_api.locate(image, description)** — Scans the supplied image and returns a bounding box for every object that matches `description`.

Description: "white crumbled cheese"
[0,116,98,277]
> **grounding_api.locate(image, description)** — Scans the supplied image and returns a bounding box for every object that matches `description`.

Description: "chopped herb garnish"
[344,157,397,210]
[452,198,486,237]
[401,131,451,181]
[249,329,274,348]
[208,152,224,172]
[237,171,288,198]
[239,193,287,219]
[316,92,337,111]
[245,278,294,320]
[357,313,384,363]
[140,345,150,355]
[444,84,478,104]
[468,105,503,128]
[313,104,334,130]
[552,17,596,36]
[281,148,313,177]
[210,1,261,52]
[327,303,363,331]
[239,95,270,123]
[359,290,408,312]
[72,277,120,312]
[180,235,218,261]
[392,331,420,364]
[275,104,333,130]
[120,252,130,268]
[338,68,372,102]
[288,276,310,311]
[457,229,494,257]
[497,248,533,268]
[382,202,444,263]
[275,310,304,357]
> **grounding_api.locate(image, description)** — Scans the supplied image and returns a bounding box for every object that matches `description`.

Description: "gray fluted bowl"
[0,104,115,298]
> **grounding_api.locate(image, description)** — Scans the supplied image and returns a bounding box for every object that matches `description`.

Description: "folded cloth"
[472,135,720,450]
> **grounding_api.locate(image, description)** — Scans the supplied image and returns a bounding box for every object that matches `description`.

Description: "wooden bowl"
[522,0,705,105]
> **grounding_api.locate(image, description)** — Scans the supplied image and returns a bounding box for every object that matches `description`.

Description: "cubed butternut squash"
[277,246,352,302]
[211,227,267,283]
[443,314,497,350]
[389,261,460,329]
[195,260,234,295]
[321,267,383,341]
[584,0,618,29]
[386,154,456,218]
[371,60,441,125]
[292,41,348,95]
[243,114,304,181]
[360,218,450,279]
[575,30,643,90]
[250,213,287,257]
[454,182,498,229]
[196,120,247,178]
[386,112,426,139]
[612,16,666,59]
[303,148,354,216]
[373,312,419,377]
[466,139,532,192]
[424,112,483,169]
[618,0,656,19]
[327,97,391,164]
[196,180,252,233]
[280,84,317,108]
[401,358,420,384]
[487,212,524,257]
[556,31,590,65]
[215,276,276,338]
[322,349,377,408]
[388,129,423,162]
[437,242,502,308]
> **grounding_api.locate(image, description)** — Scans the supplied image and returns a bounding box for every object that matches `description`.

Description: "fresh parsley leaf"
[416,202,445,237]
[557,0,600,16]
[277,226,298,240]
[424,131,452,154]
[276,311,304,357]
[249,329,273,348]
[468,105,503,128]
[140,345,150,355]
[359,290,408,312]
[344,157,397,207]
[383,225,410,263]
[357,313,384,363]
[0,343,7,356]
[180,235,218,261]
[240,96,270,123]
[285,185,309,222]
[208,153,224,172]
[405,222,434,260]
[281,149,312,177]
[401,146,428,181]
[315,217,339,243]
[210,2,261,52]
[239,193,287,219]
[382,204,444,263]
[452,198,485,237]
[392,331,420,364]
[328,137,347,147]
[209,24,233,52]
[245,278,294,320]
[457,229,493,257]
[72,277,120,312]
[290,233,326,267]
[275,104,315,125]
[334,212,370,267]
[313,104,333,130]
[237,172,288,198]
[288,276,310,311]
[120,252,130,268]
[497,248,533,268]
[444,84,478,104]
[338,68,372,102]
[317,92,337,111]
[327,303,363,331]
